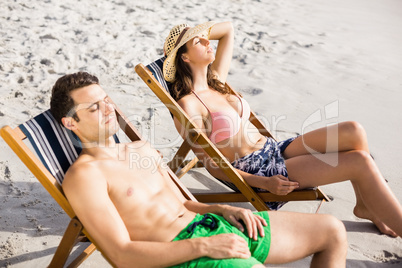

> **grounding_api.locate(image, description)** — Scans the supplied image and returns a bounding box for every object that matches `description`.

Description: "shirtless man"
[50,72,347,268]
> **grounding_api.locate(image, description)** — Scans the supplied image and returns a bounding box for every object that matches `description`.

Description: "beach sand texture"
[0,0,401,267]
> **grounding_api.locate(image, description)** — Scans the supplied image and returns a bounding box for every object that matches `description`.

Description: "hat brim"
[163,21,217,83]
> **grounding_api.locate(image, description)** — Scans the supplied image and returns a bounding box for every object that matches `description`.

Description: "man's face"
[68,84,119,144]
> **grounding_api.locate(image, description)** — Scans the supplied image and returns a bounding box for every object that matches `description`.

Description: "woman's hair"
[50,72,99,124]
[170,43,232,101]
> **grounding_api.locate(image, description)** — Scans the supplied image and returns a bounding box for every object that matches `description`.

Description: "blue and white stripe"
[147,56,171,91]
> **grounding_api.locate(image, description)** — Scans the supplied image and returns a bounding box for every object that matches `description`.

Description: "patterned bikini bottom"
[217,136,297,210]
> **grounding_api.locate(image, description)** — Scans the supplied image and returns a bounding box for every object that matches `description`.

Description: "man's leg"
[265,211,347,268]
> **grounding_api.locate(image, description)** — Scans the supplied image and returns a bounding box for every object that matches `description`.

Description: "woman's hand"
[221,206,267,240]
[266,175,299,195]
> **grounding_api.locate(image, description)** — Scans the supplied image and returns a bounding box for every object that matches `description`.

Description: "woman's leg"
[282,121,399,236]
[285,151,401,237]
[351,183,397,236]
[282,121,369,158]
[266,211,347,268]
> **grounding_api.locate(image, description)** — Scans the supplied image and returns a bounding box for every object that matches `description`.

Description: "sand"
[0,0,401,267]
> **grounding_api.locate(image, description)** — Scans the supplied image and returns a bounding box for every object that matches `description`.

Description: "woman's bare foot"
[353,206,398,237]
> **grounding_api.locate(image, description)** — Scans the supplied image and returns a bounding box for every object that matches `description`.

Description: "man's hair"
[50,72,99,124]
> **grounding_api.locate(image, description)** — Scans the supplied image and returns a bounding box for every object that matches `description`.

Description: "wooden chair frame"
[135,62,330,212]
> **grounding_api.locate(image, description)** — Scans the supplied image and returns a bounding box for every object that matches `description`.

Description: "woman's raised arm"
[209,21,234,83]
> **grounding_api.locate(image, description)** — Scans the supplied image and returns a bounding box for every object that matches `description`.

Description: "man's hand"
[265,175,299,195]
[221,206,267,240]
[202,233,251,259]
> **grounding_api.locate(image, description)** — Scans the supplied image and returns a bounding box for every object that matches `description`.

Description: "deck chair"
[0,100,197,267]
[135,57,330,212]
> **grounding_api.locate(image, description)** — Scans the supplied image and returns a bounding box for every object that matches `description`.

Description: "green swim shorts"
[170,211,271,268]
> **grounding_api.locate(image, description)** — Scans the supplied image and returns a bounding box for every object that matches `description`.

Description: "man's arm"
[63,162,252,267]
[183,201,267,241]
[62,163,207,267]
[158,147,267,241]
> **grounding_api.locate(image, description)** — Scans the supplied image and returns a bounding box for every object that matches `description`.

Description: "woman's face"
[183,30,215,66]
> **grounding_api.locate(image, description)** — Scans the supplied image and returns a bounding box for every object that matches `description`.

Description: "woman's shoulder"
[177,93,205,115]
[177,93,196,105]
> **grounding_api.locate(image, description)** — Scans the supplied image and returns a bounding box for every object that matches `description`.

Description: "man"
[50,72,347,268]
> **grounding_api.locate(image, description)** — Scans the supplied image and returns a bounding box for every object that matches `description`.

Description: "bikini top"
[191,90,251,144]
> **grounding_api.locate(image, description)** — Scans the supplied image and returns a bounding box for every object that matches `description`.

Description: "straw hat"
[163,21,216,82]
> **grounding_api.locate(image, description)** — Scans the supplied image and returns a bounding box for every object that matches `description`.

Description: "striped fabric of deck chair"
[135,58,330,212]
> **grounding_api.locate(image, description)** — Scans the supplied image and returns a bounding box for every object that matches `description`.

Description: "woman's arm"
[172,115,297,197]
[173,114,298,196]
[201,157,299,196]
[209,21,234,83]
[173,94,298,194]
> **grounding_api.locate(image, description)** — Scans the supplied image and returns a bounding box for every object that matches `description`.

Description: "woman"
[162,21,402,237]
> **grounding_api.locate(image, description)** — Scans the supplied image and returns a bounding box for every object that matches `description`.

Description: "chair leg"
[316,187,332,202]
[176,157,199,179]
[168,140,192,173]
[169,131,201,173]
[48,217,94,268]
[66,243,97,268]
[315,199,326,214]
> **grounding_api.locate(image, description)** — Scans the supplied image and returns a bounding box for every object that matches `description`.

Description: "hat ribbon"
[174,27,190,49]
